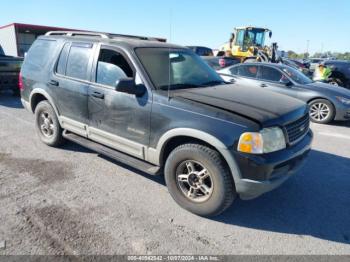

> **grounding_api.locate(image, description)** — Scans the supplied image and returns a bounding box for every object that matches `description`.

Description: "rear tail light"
[219,58,226,68]
[18,72,24,91]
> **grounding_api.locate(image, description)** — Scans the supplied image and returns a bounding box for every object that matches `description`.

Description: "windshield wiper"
[159,83,201,90]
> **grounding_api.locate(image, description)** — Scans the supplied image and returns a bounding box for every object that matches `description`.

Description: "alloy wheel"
[310,102,330,122]
[176,160,213,203]
[38,111,55,138]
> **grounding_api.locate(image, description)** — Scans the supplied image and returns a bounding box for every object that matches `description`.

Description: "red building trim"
[0,22,78,31]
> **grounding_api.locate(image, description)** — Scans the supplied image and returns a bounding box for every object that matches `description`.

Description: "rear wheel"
[308,99,335,124]
[35,100,65,147]
[164,144,236,217]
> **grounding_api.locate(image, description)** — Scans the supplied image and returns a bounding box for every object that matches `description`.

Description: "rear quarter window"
[22,39,57,73]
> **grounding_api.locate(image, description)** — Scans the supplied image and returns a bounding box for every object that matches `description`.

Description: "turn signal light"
[237,132,263,154]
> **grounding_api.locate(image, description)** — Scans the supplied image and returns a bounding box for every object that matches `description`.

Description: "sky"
[1,0,349,54]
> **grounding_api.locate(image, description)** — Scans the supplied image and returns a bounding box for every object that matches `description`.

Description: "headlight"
[336,96,350,105]
[237,127,286,154]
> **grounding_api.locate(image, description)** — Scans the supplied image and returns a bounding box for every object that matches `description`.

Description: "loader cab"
[233,27,272,52]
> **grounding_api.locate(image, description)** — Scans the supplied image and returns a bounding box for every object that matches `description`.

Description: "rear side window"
[238,65,258,78]
[23,39,57,72]
[260,66,283,82]
[65,43,92,80]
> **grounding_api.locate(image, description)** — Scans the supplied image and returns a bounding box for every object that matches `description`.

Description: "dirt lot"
[0,93,349,255]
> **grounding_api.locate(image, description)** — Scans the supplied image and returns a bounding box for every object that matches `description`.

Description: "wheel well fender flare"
[307,97,336,114]
[149,128,242,182]
[29,89,60,117]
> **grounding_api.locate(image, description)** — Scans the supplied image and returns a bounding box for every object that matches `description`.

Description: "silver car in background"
[218,63,350,124]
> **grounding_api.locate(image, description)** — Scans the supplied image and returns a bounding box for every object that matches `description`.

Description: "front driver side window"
[260,66,283,82]
[96,49,133,87]
[238,65,258,78]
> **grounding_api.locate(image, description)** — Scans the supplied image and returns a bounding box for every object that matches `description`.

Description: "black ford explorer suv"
[20,31,312,216]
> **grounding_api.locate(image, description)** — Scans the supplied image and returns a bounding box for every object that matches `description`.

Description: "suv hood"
[173,84,307,125]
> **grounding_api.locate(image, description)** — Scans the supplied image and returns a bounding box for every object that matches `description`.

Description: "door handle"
[91,91,104,99]
[260,84,267,88]
[48,80,59,86]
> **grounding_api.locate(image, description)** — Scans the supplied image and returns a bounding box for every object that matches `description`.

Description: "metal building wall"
[0,25,18,56]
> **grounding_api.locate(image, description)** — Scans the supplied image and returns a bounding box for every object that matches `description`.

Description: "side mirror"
[269,31,272,38]
[280,80,293,87]
[115,78,145,96]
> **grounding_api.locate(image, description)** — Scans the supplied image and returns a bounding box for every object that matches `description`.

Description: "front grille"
[284,114,310,144]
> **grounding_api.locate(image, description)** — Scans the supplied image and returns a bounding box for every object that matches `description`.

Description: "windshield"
[236,29,266,48]
[281,66,313,85]
[135,48,224,90]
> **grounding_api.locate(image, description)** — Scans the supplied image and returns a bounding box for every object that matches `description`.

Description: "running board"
[63,131,161,176]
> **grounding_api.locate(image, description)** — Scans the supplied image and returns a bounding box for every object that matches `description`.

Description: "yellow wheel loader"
[219,26,279,63]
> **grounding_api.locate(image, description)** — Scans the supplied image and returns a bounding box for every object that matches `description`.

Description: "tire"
[164,144,236,217]
[308,99,335,124]
[328,78,344,87]
[34,100,65,147]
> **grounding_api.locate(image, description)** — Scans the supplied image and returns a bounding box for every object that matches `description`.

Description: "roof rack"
[45,31,109,39]
[45,31,167,42]
[108,33,167,42]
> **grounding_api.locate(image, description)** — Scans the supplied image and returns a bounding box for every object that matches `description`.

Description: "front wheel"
[308,99,335,124]
[164,144,236,217]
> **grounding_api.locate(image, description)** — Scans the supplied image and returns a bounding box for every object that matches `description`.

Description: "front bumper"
[21,98,31,112]
[334,103,350,121]
[233,130,313,200]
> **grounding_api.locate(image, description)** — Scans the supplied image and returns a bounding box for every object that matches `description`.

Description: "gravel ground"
[0,93,349,255]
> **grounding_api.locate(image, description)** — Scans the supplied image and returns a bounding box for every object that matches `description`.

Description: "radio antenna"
[167,9,173,101]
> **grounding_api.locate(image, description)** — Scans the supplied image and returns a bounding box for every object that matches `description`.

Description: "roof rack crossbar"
[45,31,109,39]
